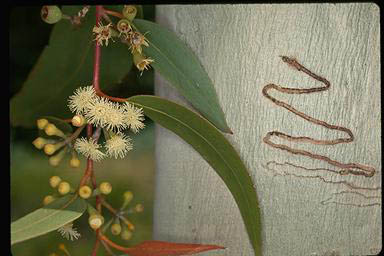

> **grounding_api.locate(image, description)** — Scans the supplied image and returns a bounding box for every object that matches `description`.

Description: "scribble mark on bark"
[321,190,381,207]
[265,161,380,191]
[262,161,381,207]
[262,56,376,178]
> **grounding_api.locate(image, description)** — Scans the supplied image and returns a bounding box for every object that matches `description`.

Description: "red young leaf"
[124,240,226,256]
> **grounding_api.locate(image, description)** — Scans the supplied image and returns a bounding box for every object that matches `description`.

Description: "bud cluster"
[32,118,81,168]
[42,176,75,206]
[91,5,154,74]
[41,5,90,27]
[41,5,154,74]
[109,190,144,240]
[41,6,62,24]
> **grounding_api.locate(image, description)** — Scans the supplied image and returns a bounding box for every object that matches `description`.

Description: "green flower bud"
[48,149,66,167]
[49,176,62,188]
[43,142,65,155]
[88,214,104,230]
[117,19,132,37]
[123,191,133,202]
[45,123,66,138]
[57,181,71,195]
[121,226,133,240]
[99,182,112,195]
[71,115,86,127]
[69,157,80,168]
[41,6,62,24]
[79,185,92,199]
[122,5,137,21]
[43,195,56,205]
[32,137,48,150]
[37,118,49,129]
[134,203,144,213]
[121,191,133,210]
[111,219,122,235]
[44,144,56,155]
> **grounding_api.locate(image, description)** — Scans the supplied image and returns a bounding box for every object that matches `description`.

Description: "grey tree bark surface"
[153,4,381,256]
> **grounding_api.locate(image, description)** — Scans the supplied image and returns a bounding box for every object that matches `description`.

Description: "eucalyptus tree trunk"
[153,4,381,256]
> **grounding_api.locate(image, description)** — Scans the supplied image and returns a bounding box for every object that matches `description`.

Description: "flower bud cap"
[49,176,62,188]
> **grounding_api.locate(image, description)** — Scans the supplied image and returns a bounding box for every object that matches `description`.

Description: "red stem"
[90,6,136,255]
[93,6,102,92]
[99,234,133,253]
[78,124,93,187]
[92,6,128,103]
[91,237,101,256]
[62,118,72,123]
[79,159,92,187]
[89,6,103,256]
[87,124,93,139]
[103,8,124,19]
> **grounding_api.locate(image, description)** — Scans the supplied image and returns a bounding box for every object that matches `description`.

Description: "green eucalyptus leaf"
[132,19,231,133]
[10,6,132,128]
[11,195,86,245]
[134,5,144,19]
[128,95,262,256]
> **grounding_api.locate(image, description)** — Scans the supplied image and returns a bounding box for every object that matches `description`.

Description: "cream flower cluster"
[68,86,144,161]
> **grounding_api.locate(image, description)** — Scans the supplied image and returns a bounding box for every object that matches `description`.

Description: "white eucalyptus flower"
[122,102,145,133]
[83,96,110,128]
[68,86,97,115]
[57,222,81,241]
[74,137,105,161]
[103,101,129,131]
[84,97,128,131]
[105,133,133,159]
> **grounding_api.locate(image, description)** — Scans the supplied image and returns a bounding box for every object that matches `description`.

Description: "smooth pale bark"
[153,4,381,256]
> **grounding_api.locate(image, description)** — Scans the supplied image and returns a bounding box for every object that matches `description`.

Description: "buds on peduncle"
[87,204,104,230]
[41,6,62,24]
[111,218,122,235]
[57,181,71,195]
[122,5,137,21]
[79,185,93,199]
[99,182,112,195]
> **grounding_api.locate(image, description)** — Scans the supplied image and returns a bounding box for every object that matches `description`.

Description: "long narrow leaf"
[133,19,231,133]
[128,95,262,256]
[125,240,225,256]
[11,195,86,245]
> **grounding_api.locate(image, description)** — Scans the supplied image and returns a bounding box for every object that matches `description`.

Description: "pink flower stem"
[89,6,103,256]
[93,6,102,92]
[92,6,128,103]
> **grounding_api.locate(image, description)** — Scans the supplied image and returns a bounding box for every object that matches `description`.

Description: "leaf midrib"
[136,23,218,112]
[11,195,79,240]
[131,99,257,243]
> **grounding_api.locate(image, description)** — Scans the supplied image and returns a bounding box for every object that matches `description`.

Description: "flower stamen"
[92,22,114,46]
[57,222,81,241]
